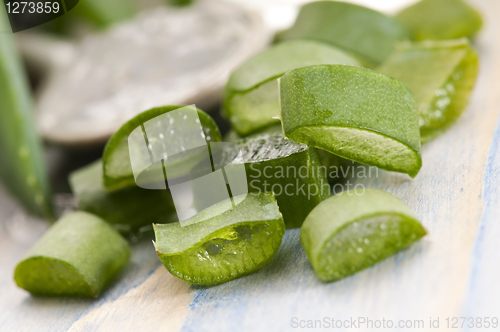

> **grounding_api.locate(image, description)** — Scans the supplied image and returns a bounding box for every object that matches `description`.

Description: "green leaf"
[154,192,285,285]
[102,105,222,190]
[0,7,53,219]
[279,64,422,178]
[300,189,427,282]
[223,40,361,136]
[14,211,130,297]
[378,39,479,143]
[69,160,177,237]
[396,0,483,41]
[275,1,410,66]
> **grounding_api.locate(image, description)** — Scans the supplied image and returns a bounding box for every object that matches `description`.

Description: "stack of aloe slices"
[12,0,483,297]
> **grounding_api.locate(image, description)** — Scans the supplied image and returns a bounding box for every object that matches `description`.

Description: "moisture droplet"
[357,247,363,253]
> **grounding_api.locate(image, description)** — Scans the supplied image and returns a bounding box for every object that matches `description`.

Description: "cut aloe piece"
[154,192,285,285]
[396,0,483,41]
[224,125,348,184]
[210,132,329,228]
[14,211,130,297]
[275,1,410,66]
[69,160,177,236]
[378,39,479,143]
[0,8,53,219]
[102,105,221,190]
[300,189,427,282]
[279,64,422,177]
[223,40,361,137]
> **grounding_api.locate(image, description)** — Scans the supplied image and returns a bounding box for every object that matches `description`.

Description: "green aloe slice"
[214,132,329,228]
[0,8,53,219]
[69,160,177,236]
[14,211,130,297]
[102,105,221,190]
[154,192,285,285]
[396,0,483,41]
[275,1,410,66]
[224,125,349,185]
[300,189,427,282]
[378,39,479,143]
[279,64,422,177]
[223,40,361,137]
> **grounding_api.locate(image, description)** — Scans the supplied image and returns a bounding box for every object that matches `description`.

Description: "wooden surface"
[1,0,500,331]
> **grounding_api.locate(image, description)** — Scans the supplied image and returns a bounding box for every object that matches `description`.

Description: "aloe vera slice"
[224,125,349,185]
[396,0,483,41]
[213,132,329,228]
[154,192,285,285]
[279,64,422,177]
[69,160,177,236]
[14,211,130,297]
[0,8,53,219]
[275,1,410,66]
[378,39,479,143]
[102,105,221,190]
[223,40,361,137]
[300,189,426,282]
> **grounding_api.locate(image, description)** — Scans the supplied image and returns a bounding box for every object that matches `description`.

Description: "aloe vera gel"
[154,193,285,285]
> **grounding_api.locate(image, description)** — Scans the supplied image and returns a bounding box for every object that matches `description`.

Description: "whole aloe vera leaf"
[378,39,479,143]
[275,1,410,66]
[396,0,483,41]
[0,8,53,219]
[70,160,177,236]
[154,192,285,285]
[14,211,130,297]
[102,105,221,190]
[223,40,361,137]
[279,64,422,178]
[300,189,427,282]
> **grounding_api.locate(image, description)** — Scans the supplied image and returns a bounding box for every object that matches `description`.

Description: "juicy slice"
[154,192,285,285]
[14,212,130,297]
[279,64,422,178]
[378,39,479,143]
[223,40,361,136]
[300,189,426,282]
[102,105,221,190]
[396,0,483,41]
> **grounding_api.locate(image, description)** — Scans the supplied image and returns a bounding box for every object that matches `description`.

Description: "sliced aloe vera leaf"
[69,160,177,236]
[300,189,426,282]
[396,0,483,41]
[206,132,330,228]
[14,211,130,297]
[154,192,285,285]
[275,1,410,66]
[0,8,53,219]
[378,39,479,143]
[102,105,221,190]
[279,64,422,177]
[225,125,349,185]
[223,40,361,136]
